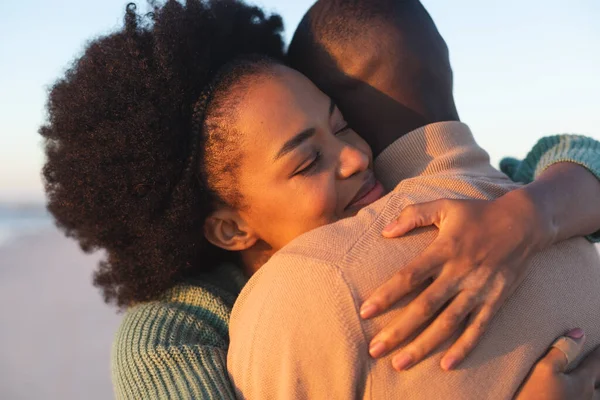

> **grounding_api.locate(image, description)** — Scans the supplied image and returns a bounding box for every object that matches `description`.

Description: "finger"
[541,329,586,373]
[571,345,600,384]
[440,301,499,370]
[368,276,458,358]
[360,247,446,319]
[440,274,525,371]
[389,292,477,371]
[382,201,444,238]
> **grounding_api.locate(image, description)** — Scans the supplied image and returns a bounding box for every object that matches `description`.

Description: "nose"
[337,144,369,179]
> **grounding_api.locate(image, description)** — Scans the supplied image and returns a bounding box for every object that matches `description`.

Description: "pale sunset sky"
[1,0,598,203]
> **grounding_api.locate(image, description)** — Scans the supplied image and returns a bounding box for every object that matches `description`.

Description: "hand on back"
[362,191,553,370]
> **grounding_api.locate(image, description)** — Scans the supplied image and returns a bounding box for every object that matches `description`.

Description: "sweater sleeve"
[500,134,600,242]
[111,303,237,400]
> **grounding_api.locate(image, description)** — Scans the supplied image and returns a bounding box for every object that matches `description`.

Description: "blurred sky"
[0,0,598,203]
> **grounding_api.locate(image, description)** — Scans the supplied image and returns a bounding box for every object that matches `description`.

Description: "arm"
[508,162,600,245]
[501,134,600,242]
[361,134,600,371]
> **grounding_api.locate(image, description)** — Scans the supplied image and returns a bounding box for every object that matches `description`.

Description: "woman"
[39,1,600,398]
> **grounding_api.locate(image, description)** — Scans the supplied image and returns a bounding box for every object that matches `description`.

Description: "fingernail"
[566,328,584,340]
[360,303,377,319]
[392,353,413,371]
[383,222,396,233]
[369,342,385,358]
[441,356,458,371]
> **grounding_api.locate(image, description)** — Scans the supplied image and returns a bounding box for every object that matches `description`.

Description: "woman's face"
[214,64,385,252]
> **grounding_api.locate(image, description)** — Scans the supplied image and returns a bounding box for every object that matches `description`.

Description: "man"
[227,1,600,398]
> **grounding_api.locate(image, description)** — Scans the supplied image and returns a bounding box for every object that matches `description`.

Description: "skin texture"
[204,64,381,275]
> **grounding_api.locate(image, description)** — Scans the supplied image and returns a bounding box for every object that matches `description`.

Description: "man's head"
[288,0,459,156]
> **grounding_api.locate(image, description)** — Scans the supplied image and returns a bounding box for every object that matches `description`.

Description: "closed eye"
[334,123,350,136]
[294,151,322,177]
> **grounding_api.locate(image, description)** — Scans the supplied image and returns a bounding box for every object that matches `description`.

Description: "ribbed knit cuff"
[500,134,600,242]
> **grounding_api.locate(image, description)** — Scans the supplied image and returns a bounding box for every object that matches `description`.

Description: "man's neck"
[240,241,275,277]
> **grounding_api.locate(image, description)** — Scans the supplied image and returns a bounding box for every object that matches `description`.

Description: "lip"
[346,172,386,211]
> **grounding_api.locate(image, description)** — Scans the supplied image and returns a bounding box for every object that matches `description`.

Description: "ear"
[204,208,258,252]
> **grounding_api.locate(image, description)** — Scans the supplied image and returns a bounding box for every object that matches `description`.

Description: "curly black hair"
[39,0,285,307]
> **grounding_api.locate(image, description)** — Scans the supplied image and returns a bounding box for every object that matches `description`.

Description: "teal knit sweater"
[111,134,600,399]
[112,264,246,399]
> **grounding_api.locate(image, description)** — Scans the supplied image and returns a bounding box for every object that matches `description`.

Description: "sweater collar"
[374,121,494,190]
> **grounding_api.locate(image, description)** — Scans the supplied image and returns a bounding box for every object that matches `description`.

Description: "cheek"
[278,175,339,229]
[300,183,338,223]
[246,175,339,247]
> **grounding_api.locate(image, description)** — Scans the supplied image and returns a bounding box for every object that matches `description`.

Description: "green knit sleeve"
[500,134,600,243]
[112,343,235,400]
[111,300,237,400]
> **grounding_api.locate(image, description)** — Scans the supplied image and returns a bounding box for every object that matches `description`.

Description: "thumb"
[382,201,443,238]
[541,328,586,373]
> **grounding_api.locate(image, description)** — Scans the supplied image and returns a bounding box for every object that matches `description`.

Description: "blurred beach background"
[1,0,598,399]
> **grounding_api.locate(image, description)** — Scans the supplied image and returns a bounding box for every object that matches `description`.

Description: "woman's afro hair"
[39,0,285,308]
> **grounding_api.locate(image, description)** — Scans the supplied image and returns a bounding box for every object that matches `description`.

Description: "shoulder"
[273,193,395,265]
[117,281,236,346]
[230,252,363,348]
[234,252,344,310]
[227,254,368,398]
[112,282,237,399]
[231,191,401,316]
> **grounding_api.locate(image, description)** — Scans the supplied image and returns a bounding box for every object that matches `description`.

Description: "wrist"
[499,186,558,251]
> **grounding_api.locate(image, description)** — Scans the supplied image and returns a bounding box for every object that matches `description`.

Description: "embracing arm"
[361,134,600,371]
[501,134,600,242]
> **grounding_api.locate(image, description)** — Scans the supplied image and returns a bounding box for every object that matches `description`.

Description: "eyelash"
[293,122,349,177]
[295,151,322,176]
[334,123,350,136]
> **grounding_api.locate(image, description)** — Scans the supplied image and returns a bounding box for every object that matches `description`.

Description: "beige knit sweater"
[228,122,600,400]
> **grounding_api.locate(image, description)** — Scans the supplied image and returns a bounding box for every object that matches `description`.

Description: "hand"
[361,191,556,371]
[516,329,600,400]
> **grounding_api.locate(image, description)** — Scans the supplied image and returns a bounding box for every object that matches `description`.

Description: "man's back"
[228,124,600,399]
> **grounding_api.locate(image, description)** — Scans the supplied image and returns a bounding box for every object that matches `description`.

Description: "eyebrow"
[274,98,336,161]
[274,127,316,161]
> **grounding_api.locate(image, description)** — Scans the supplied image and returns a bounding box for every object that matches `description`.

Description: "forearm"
[506,162,600,246]
[501,134,600,243]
